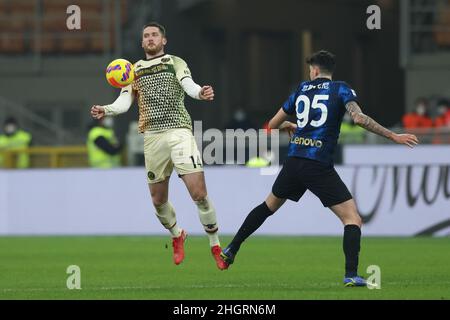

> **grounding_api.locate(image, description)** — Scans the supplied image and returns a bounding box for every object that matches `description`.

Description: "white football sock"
[169,224,182,238]
[155,202,181,237]
[195,197,220,247]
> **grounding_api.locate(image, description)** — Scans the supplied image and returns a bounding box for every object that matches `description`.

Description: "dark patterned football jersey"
[282,78,359,165]
[130,54,193,133]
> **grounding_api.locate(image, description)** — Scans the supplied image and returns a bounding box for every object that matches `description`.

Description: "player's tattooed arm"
[345,101,394,139]
[345,101,419,147]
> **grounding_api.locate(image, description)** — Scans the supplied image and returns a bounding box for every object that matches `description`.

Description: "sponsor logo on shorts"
[290,136,323,148]
[147,171,155,180]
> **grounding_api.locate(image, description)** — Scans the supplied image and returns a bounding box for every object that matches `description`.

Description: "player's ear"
[313,66,320,77]
[162,37,167,46]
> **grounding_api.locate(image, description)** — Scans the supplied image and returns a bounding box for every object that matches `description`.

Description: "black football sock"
[228,202,274,255]
[343,224,361,278]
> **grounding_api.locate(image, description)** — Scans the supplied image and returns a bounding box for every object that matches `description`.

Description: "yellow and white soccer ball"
[105,58,134,88]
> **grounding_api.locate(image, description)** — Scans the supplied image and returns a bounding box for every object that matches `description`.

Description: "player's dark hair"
[306,50,336,74]
[142,22,166,37]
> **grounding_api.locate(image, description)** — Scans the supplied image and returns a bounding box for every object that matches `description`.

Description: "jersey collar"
[315,77,332,82]
[145,53,167,61]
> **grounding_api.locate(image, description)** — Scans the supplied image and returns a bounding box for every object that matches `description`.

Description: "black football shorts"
[272,156,353,207]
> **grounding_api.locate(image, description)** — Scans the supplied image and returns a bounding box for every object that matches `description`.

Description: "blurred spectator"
[432,99,450,144]
[434,99,450,128]
[0,117,32,169]
[402,97,434,129]
[86,117,122,168]
[226,109,255,130]
[339,113,365,144]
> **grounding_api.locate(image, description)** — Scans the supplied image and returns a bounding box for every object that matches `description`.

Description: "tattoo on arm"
[345,101,394,140]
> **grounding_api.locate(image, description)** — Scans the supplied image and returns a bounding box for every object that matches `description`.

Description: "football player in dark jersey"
[221,50,418,287]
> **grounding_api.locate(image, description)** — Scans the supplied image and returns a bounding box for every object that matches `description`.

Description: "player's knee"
[191,191,207,203]
[355,214,363,227]
[152,197,168,208]
[150,191,167,207]
[346,214,362,227]
[154,201,166,212]
[194,196,209,210]
[265,202,280,213]
[265,197,285,213]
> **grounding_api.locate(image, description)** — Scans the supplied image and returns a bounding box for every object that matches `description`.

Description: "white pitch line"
[2,281,449,294]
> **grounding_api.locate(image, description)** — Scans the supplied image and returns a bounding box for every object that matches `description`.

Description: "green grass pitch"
[0,236,449,299]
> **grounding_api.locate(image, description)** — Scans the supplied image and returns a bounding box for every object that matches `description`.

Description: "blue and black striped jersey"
[282,78,358,165]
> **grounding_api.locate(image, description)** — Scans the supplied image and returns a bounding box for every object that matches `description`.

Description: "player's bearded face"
[142,27,166,55]
[143,38,164,54]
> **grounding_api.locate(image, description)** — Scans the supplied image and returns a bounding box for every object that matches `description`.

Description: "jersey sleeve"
[172,56,192,82]
[281,85,301,115]
[103,84,134,116]
[338,82,359,105]
[180,77,202,100]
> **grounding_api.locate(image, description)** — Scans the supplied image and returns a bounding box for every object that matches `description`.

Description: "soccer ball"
[105,58,134,88]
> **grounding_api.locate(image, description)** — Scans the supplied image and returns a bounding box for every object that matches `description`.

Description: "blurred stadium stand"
[401,0,450,110]
[0,0,141,148]
[0,0,128,54]
[405,0,450,53]
[434,0,450,47]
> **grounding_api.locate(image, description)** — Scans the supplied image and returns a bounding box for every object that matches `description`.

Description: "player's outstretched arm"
[345,101,419,148]
[179,77,214,101]
[90,85,135,119]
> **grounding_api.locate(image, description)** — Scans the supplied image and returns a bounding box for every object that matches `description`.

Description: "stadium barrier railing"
[0,146,88,169]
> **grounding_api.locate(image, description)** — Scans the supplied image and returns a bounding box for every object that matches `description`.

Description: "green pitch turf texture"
[0,236,449,299]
